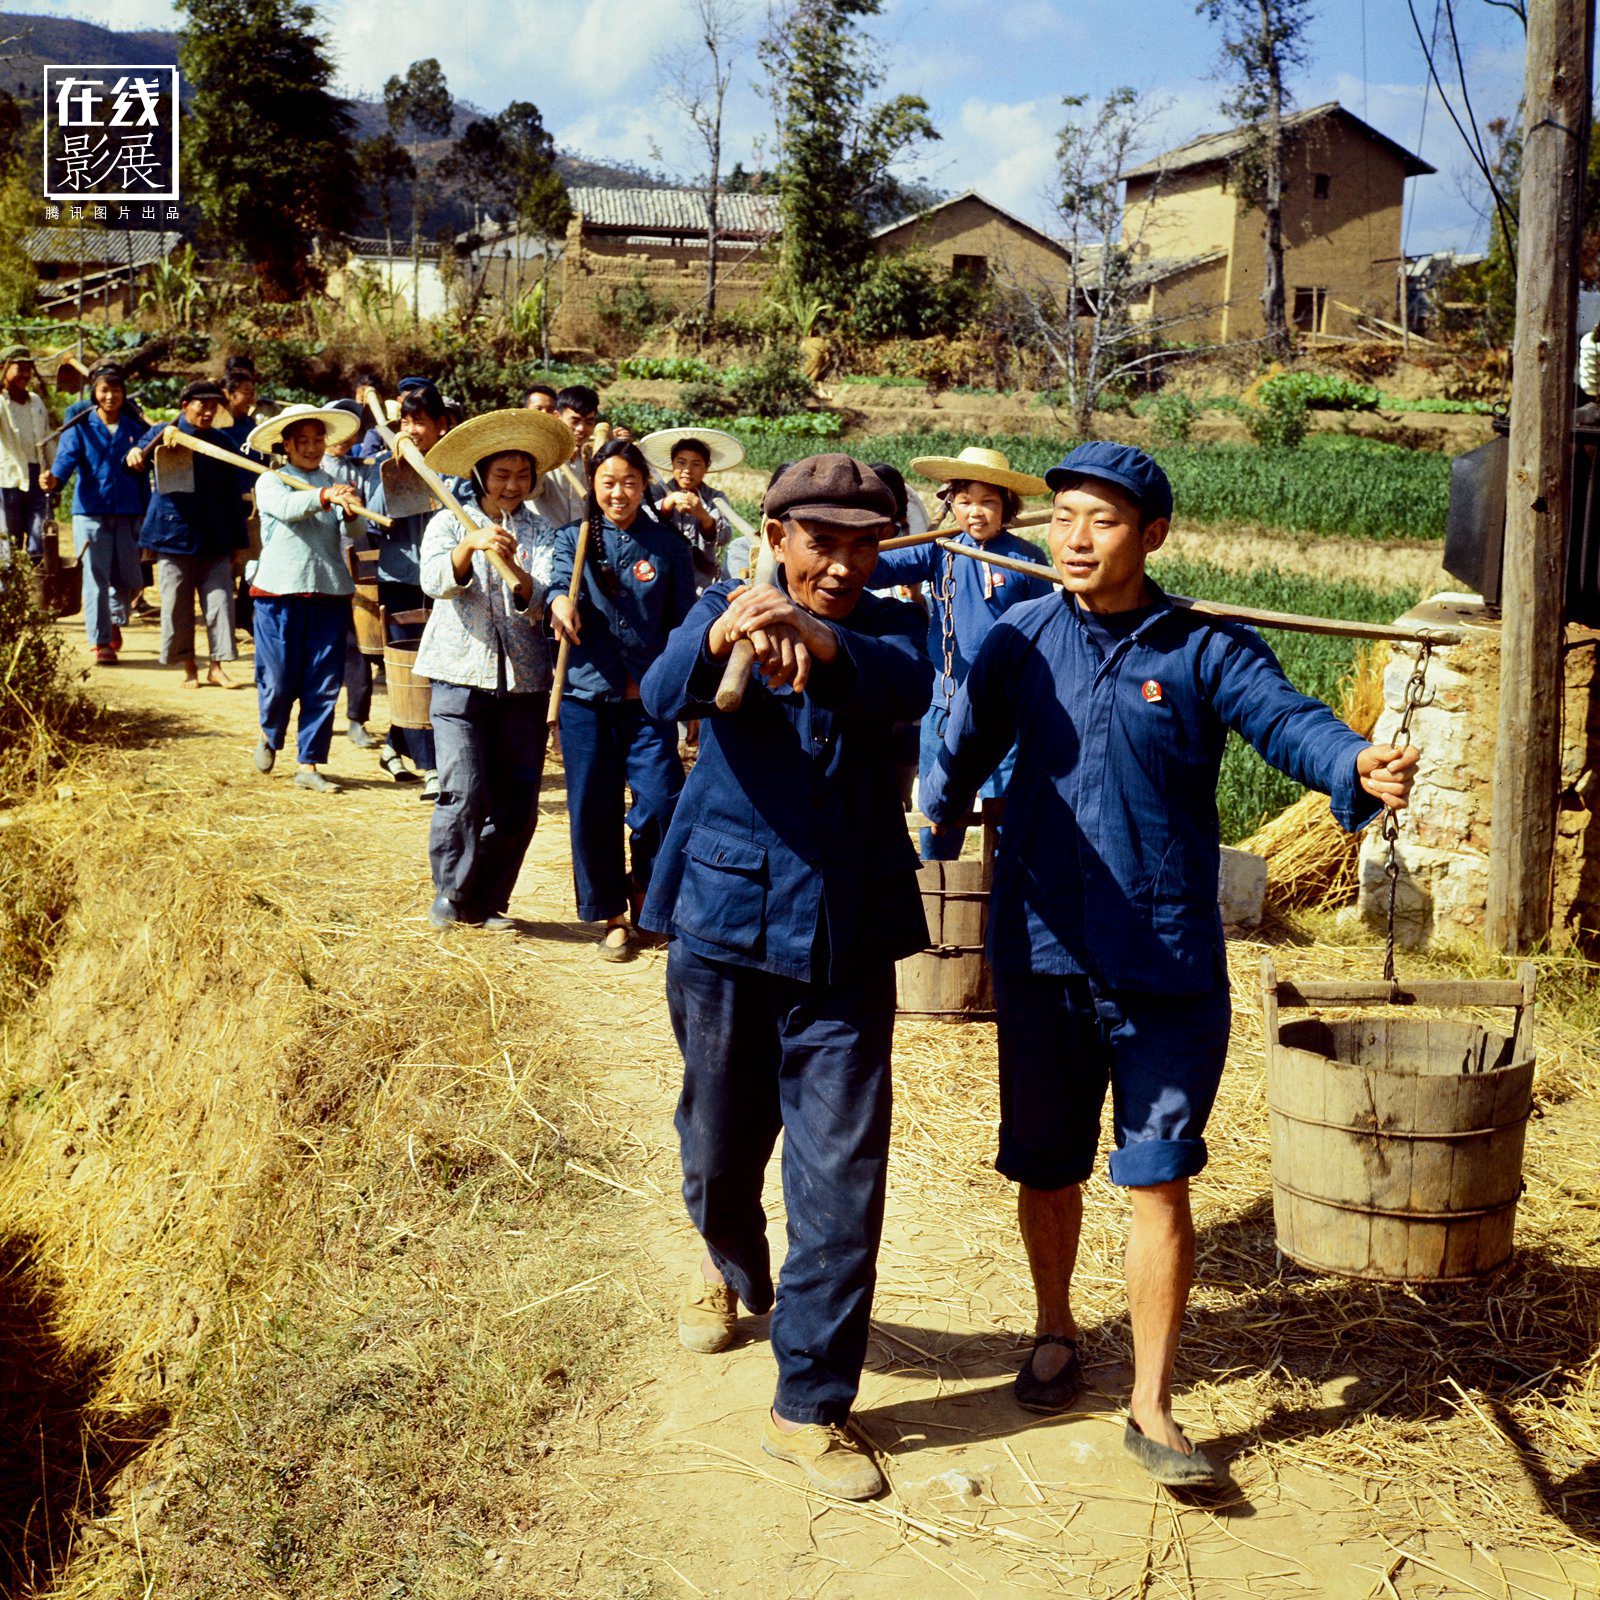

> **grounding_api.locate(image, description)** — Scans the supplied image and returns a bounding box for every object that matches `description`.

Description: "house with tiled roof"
[870,191,1072,295]
[1119,102,1435,343]
[551,185,780,349]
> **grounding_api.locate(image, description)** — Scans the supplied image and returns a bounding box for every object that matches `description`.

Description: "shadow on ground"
[0,1234,167,1599]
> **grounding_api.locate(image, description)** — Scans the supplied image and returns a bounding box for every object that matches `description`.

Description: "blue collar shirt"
[49,409,148,518]
[133,417,250,558]
[871,528,1056,690]
[548,508,698,702]
[639,579,934,984]
[922,584,1378,993]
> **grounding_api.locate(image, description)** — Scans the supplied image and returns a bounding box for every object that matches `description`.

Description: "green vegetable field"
[735,429,1451,541]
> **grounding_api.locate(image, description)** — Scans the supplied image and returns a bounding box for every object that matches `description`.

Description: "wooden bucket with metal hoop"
[1260,957,1536,1283]
[381,605,432,730]
[895,799,1001,1021]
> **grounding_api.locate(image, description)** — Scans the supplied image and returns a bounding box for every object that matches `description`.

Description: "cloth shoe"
[294,769,340,793]
[93,645,117,665]
[480,913,517,932]
[420,770,440,801]
[760,1415,884,1501]
[678,1271,738,1354]
[380,746,420,782]
[1013,1334,1082,1414]
[109,625,122,650]
[253,738,276,774]
[347,721,377,749]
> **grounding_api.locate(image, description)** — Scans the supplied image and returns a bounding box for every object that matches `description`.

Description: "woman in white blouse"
[416,409,573,930]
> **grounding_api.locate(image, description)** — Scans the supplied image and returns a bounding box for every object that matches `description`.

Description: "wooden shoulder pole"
[548,518,593,725]
[1486,0,1595,952]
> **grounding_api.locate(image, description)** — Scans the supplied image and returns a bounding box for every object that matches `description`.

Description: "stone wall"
[1357,594,1600,949]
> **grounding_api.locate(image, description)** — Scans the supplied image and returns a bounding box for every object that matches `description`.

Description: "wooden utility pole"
[1487,0,1596,953]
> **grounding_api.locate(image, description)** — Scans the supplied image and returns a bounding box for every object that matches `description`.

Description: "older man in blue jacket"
[640,454,933,1501]
[924,442,1419,1487]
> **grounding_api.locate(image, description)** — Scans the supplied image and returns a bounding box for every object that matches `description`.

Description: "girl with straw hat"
[244,405,369,792]
[870,445,1054,857]
[412,408,574,930]
[639,427,745,591]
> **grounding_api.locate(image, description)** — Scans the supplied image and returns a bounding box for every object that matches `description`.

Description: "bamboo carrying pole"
[548,518,593,724]
[930,538,1469,647]
[714,536,778,712]
[163,431,396,531]
[1486,0,1595,953]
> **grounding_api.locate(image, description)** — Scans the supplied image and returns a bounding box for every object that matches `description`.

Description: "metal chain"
[935,549,958,735]
[1382,639,1434,984]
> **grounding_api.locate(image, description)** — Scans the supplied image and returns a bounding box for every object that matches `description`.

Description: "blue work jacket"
[549,510,698,703]
[133,418,250,559]
[872,528,1055,700]
[366,453,468,588]
[50,410,148,517]
[923,585,1378,994]
[639,580,934,983]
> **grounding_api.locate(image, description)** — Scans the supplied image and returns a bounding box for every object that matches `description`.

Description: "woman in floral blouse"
[415,408,574,930]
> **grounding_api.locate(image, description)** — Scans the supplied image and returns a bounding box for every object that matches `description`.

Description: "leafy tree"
[848,253,979,340]
[1197,0,1315,356]
[384,58,453,318]
[761,0,939,300]
[179,0,355,300]
[355,131,414,288]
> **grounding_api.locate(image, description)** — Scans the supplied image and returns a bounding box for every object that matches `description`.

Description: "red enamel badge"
[1142,679,1163,703]
[632,559,656,583]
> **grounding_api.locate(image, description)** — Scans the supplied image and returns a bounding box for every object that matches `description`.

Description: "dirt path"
[65,615,1600,1600]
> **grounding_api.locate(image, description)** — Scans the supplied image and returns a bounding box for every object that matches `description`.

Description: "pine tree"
[179,0,356,300]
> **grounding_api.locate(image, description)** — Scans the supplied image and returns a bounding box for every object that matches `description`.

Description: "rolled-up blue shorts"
[993,968,1232,1190]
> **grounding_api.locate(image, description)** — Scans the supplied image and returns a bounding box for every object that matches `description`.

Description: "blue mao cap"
[396,375,435,393]
[1044,442,1173,524]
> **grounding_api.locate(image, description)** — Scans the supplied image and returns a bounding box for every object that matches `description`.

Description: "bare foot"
[207,662,243,690]
[180,668,200,690]
[700,1252,725,1286]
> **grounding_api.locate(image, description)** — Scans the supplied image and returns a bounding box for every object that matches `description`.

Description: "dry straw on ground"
[0,737,651,1598]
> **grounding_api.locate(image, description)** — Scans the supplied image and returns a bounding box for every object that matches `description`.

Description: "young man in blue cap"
[924,441,1419,1486]
[639,453,933,1501]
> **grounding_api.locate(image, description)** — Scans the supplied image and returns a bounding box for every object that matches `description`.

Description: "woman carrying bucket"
[548,439,697,961]
[412,408,573,930]
[869,446,1053,857]
[244,404,369,792]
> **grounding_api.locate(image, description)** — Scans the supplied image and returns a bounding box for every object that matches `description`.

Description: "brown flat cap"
[763,452,897,530]
[179,379,226,404]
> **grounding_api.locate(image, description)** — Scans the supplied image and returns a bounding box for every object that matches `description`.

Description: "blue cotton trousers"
[668,941,896,1425]
[252,594,346,766]
[72,514,142,647]
[557,696,683,922]
[427,682,550,916]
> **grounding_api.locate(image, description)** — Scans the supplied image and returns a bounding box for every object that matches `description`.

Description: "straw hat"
[423,407,575,480]
[639,426,745,474]
[247,403,361,455]
[908,445,1047,498]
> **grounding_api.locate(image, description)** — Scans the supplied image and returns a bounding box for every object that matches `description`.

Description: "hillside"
[0,11,669,237]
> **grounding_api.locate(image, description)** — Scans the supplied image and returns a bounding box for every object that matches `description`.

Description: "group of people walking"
[20,350,1422,1503]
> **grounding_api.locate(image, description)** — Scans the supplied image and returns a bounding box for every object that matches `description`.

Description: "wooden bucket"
[27,523,81,618]
[896,801,1000,1021]
[348,549,384,657]
[381,605,432,730]
[1260,958,1536,1283]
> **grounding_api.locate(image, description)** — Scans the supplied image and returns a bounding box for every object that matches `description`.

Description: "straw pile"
[1241,642,1389,911]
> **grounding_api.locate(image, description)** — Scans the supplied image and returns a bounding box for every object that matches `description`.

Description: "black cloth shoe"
[1123,1419,1219,1486]
[1013,1334,1082,1414]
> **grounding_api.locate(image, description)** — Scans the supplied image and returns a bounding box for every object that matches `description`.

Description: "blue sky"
[12,0,1540,253]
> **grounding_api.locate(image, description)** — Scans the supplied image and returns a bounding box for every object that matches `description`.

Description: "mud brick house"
[1120,103,1435,343]
[869,190,1075,295]
[551,186,779,348]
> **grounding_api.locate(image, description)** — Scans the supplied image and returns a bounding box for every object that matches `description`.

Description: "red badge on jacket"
[633,559,656,583]
[1142,679,1163,703]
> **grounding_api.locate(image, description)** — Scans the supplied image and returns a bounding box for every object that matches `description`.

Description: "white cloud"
[943,97,1060,229]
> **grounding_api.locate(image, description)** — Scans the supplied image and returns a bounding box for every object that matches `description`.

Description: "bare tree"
[1003,88,1233,438]
[662,0,750,333]
[1198,0,1314,358]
